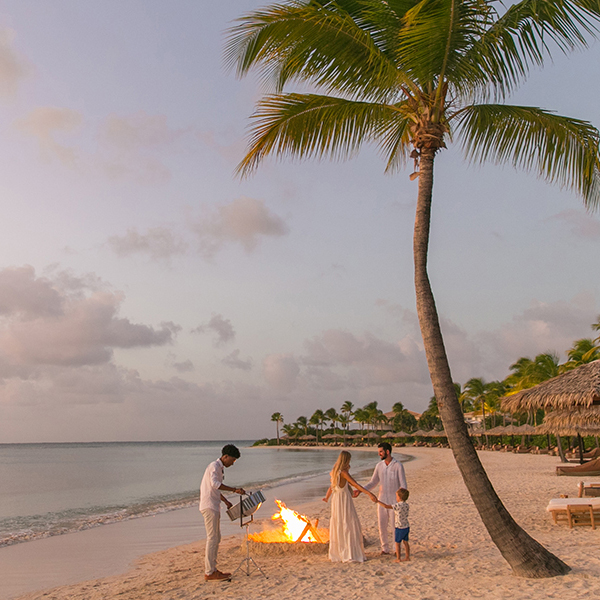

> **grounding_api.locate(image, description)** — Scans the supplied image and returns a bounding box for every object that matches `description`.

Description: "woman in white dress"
[323,450,378,562]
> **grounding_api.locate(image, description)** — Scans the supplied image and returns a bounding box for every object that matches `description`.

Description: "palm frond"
[454,0,600,101]
[236,93,412,176]
[456,104,600,207]
[224,0,400,101]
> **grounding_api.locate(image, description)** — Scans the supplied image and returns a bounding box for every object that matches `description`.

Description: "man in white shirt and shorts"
[199,444,245,582]
[354,442,407,554]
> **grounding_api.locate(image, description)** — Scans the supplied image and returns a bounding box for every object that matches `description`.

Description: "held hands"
[351,490,360,499]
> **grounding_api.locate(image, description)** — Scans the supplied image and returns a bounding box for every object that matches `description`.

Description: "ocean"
[0,440,390,547]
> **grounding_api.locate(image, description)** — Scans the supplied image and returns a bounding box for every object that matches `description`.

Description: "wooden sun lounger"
[546,498,600,528]
[578,481,600,498]
[556,457,600,476]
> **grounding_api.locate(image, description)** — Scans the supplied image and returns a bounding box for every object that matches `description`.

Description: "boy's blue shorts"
[394,527,410,543]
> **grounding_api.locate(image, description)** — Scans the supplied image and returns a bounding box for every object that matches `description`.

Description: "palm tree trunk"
[413,148,569,577]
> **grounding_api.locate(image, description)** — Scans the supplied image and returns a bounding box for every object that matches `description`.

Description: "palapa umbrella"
[502,360,600,413]
[299,434,316,440]
[412,429,428,437]
[536,407,600,463]
[502,361,600,463]
[382,431,398,439]
[393,431,411,438]
[486,425,506,435]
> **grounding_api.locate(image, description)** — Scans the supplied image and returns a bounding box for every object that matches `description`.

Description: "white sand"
[10,447,600,599]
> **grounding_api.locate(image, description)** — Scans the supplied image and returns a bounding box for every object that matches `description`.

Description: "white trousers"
[201,509,221,575]
[377,504,394,553]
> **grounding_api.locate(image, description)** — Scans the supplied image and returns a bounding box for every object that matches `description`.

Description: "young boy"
[379,487,410,562]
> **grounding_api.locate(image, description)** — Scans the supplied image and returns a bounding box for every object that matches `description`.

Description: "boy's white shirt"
[392,500,410,528]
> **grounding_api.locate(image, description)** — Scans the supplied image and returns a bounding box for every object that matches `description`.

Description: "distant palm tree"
[227,0,600,575]
[310,409,325,443]
[560,338,600,372]
[271,412,284,444]
[324,407,339,432]
[464,378,489,435]
[296,415,308,436]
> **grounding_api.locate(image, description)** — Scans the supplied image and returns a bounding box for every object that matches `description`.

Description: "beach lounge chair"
[578,481,600,497]
[583,448,600,459]
[546,497,600,528]
[513,445,531,454]
[556,457,600,476]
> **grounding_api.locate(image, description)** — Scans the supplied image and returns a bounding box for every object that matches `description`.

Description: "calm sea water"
[0,441,383,547]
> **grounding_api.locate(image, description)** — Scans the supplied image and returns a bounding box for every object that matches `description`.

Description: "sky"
[1,1,600,443]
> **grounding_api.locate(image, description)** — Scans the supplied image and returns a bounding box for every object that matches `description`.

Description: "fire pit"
[244,500,329,555]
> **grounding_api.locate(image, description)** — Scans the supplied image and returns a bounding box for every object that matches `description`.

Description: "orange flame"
[248,499,324,544]
[271,499,318,543]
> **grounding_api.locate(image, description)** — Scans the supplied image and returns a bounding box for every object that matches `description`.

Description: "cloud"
[192,197,289,257]
[481,293,597,373]
[192,314,235,346]
[99,112,189,185]
[263,353,300,393]
[171,359,194,373]
[107,227,188,261]
[0,266,177,371]
[546,209,600,239]
[0,265,64,318]
[0,28,29,98]
[302,329,429,387]
[15,107,82,166]
[221,349,253,371]
[102,112,188,150]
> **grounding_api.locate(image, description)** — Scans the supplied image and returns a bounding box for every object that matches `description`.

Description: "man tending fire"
[199,444,246,582]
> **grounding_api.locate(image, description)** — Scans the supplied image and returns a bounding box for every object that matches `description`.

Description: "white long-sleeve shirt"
[363,457,407,505]
[199,458,225,512]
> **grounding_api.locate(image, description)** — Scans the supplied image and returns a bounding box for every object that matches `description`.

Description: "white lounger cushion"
[547,498,600,511]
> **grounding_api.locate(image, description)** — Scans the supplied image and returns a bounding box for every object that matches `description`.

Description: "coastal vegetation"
[265,317,600,450]
[229,0,600,578]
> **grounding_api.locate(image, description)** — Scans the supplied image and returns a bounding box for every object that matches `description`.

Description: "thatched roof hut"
[535,407,600,436]
[502,360,600,413]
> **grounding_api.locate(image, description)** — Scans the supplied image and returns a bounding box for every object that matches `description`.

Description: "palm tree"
[310,409,325,443]
[464,378,489,435]
[338,413,351,444]
[560,338,600,372]
[324,407,339,433]
[296,415,308,436]
[226,0,600,576]
[271,412,284,444]
[340,400,355,426]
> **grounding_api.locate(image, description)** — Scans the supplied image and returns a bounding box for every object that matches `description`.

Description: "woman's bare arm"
[322,486,333,502]
[341,471,378,502]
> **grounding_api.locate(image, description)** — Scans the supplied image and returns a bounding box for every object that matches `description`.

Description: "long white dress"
[328,478,366,563]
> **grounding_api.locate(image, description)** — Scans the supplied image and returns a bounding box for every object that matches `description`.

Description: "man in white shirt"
[355,442,407,554]
[199,444,245,582]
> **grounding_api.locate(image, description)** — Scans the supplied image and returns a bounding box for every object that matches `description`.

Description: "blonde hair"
[331,450,351,487]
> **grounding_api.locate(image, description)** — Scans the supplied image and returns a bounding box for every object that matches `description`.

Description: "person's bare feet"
[380,551,393,555]
[394,559,401,563]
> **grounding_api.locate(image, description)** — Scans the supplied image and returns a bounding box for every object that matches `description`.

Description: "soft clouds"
[192,197,289,257]
[221,349,252,371]
[107,227,188,261]
[302,329,429,387]
[100,111,188,184]
[263,353,300,392]
[0,28,29,98]
[15,107,82,166]
[171,359,194,373]
[0,266,177,372]
[547,209,600,239]
[481,294,597,372]
[192,314,235,346]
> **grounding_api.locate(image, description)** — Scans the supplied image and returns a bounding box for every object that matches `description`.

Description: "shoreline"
[9,448,600,600]
[0,447,389,600]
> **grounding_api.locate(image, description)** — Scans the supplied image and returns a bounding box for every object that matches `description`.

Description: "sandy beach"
[9,446,600,600]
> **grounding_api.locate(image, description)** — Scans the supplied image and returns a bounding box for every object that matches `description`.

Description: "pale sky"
[1,1,600,443]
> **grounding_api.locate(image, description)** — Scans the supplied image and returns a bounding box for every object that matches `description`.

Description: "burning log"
[246,499,329,554]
